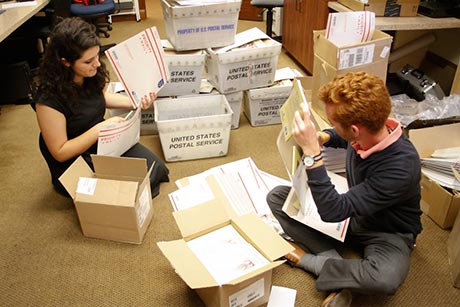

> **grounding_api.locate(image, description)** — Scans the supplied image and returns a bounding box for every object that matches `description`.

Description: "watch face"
[303,156,314,167]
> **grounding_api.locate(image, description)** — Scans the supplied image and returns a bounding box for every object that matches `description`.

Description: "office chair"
[250,0,283,41]
[70,0,116,39]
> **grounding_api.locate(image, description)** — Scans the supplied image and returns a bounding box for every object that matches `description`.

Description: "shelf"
[328,2,460,31]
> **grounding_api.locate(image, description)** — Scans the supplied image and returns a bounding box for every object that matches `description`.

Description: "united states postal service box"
[157,201,293,307]
[447,208,460,287]
[243,78,293,127]
[225,91,243,129]
[106,82,158,135]
[59,155,154,244]
[206,27,282,94]
[408,123,460,229]
[154,94,233,162]
[338,0,420,17]
[157,46,206,97]
[311,29,392,122]
[161,0,241,51]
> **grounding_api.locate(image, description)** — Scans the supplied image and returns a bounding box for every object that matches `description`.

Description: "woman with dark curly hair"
[34,17,169,197]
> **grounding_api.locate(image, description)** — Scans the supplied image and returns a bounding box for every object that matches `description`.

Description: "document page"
[283,162,350,242]
[279,79,309,142]
[97,107,141,156]
[105,26,169,108]
[187,224,269,285]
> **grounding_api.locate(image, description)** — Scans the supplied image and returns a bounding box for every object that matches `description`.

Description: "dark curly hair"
[38,17,110,105]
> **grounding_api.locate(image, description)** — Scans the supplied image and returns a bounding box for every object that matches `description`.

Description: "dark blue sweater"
[307,128,423,238]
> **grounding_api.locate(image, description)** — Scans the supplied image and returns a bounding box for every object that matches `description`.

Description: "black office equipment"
[418,0,460,18]
[0,61,36,104]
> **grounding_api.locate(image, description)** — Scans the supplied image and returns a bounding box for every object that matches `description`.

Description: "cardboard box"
[154,94,233,162]
[408,123,460,229]
[312,29,393,122]
[157,201,293,307]
[338,0,420,17]
[161,0,241,51]
[59,155,154,244]
[243,79,293,127]
[157,49,206,97]
[448,208,460,287]
[206,27,282,94]
[106,82,158,135]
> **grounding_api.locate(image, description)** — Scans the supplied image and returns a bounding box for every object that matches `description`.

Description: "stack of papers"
[421,146,460,191]
[169,157,291,217]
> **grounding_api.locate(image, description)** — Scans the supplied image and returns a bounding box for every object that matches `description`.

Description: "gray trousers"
[267,185,415,294]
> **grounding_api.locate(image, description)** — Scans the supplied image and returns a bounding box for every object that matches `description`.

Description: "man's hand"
[292,103,321,156]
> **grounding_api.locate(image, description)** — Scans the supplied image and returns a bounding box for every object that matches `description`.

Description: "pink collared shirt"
[351,118,402,159]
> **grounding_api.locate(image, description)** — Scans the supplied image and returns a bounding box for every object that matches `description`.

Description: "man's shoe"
[321,289,352,307]
[284,241,306,267]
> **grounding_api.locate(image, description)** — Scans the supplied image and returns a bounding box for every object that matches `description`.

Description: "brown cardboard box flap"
[91,154,148,179]
[59,156,94,199]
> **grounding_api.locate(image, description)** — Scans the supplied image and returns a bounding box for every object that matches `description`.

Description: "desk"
[328,2,460,95]
[0,0,50,43]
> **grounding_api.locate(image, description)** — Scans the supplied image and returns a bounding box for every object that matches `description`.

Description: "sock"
[298,249,342,276]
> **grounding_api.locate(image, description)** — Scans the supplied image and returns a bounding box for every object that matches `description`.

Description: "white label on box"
[380,46,390,59]
[76,177,98,195]
[137,185,151,227]
[338,44,375,70]
[229,278,265,307]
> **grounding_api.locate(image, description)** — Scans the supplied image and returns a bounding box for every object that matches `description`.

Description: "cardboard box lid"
[408,123,460,158]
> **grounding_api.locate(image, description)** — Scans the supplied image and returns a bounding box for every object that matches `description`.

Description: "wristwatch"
[302,153,323,168]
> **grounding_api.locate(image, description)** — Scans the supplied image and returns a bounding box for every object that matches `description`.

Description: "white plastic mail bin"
[206,28,282,94]
[158,49,206,97]
[155,95,233,162]
[243,79,293,127]
[161,0,241,51]
[225,91,243,129]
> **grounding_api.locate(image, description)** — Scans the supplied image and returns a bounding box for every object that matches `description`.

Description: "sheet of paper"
[168,181,215,211]
[105,26,169,108]
[325,11,376,47]
[187,225,269,285]
[214,27,268,54]
[267,286,297,307]
[284,164,350,242]
[0,0,37,9]
[279,79,309,142]
[97,107,141,156]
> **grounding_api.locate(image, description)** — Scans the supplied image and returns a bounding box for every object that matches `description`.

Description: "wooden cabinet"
[282,0,332,74]
[239,0,263,21]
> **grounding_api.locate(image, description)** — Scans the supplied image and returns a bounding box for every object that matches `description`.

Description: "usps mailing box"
[243,79,293,127]
[157,201,293,307]
[161,0,241,51]
[338,0,420,17]
[409,123,460,229]
[155,94,233,162]
[206,27,282,94]
[312,29,392,122]
[59,155,154,244]
[106,82,158,135]
[158,49,206,97]
[225,91,243,129]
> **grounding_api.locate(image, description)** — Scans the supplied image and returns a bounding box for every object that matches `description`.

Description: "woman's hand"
[140,92,156,110]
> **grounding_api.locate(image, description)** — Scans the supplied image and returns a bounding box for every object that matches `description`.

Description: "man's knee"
[266,185,289,211]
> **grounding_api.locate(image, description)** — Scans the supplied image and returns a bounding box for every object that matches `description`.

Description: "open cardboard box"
[312,29,392,122]
[59,155,154,244]
[408,123,460,229]
[157,201,293,307]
